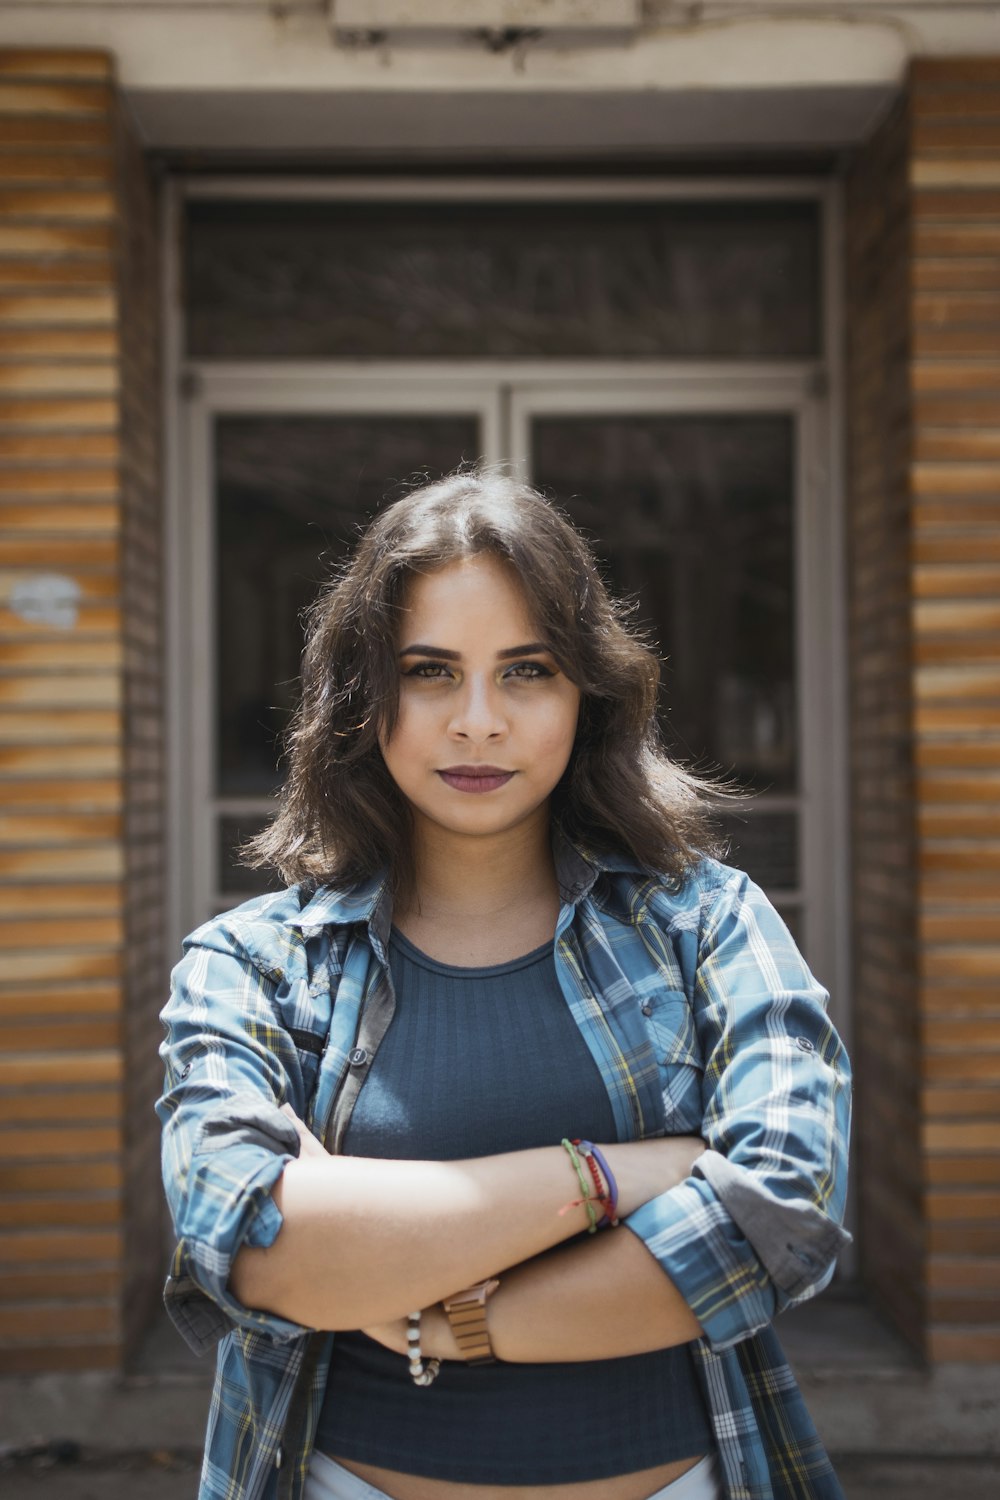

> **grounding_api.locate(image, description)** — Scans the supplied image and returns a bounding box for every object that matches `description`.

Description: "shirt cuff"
[165,1102,312,1353]
[624,1152,852,1352]
[624,1173,778,1352]
[695,1149,852,1297]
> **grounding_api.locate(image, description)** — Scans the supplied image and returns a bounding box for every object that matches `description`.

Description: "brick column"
[0,49,164,1373]
[847,57,1000,1363]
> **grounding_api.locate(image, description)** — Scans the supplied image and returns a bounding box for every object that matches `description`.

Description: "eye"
[403,661,453,679]
[503,661,554,680]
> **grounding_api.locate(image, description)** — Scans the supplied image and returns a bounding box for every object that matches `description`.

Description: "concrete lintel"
[4,2,996,153]
[127,84,895,154]
[0,5,925,97]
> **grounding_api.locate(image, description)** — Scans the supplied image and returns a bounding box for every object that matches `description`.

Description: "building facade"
[0,1,998,1382]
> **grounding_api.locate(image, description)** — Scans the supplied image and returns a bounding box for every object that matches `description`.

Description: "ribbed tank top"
[315,929,712,1483]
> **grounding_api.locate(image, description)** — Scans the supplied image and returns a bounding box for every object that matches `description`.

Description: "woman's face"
[380,554,581,847]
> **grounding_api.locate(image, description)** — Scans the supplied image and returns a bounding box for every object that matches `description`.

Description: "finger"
[280,1102,327,1157]
[279,1101,311,1137]
[298,1129,329,1159]
[361,1321,407,1355]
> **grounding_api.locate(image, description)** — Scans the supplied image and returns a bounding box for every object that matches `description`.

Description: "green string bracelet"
[561,1137,600,1233]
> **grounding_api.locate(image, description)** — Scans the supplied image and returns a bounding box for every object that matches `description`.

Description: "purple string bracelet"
[575,1139,620,1228]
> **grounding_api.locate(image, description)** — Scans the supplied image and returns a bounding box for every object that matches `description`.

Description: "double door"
[173,364,844,1026]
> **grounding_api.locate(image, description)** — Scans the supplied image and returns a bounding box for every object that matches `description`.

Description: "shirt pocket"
[639,989,705,1135]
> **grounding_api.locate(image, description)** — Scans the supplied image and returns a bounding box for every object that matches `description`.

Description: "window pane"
[531,413,797,795]
[218,814,285,898]
[186,199,820,360]
[214,414,480,797]
[713,808,799,892]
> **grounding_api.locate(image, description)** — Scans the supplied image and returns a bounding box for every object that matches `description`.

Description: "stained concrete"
[2,1451,201,1499]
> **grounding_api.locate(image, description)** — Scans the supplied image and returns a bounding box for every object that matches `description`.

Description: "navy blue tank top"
[315,930,712,1483]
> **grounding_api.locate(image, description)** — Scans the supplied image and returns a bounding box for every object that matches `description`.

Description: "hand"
[279,1102,329,1161]
[362,1305,463,1362]
[414,1303,462,1362]
[360,1314,409,1355]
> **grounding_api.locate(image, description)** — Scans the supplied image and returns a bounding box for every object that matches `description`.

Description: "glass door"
[178,374,502,926]
[176,368,842,1021]
[510,377,839,992]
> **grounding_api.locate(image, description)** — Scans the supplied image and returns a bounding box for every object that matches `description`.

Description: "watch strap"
[442,1277,500,1365]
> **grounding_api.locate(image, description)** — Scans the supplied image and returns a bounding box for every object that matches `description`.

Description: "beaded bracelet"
[406,1310,441,1387]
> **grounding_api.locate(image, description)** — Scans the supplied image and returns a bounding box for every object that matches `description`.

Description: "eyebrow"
[399,642,552,661]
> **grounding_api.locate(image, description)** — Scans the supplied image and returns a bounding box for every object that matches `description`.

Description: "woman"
[158,468,852,1500]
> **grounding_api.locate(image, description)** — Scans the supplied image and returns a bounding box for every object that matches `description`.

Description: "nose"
[447,673,508,743]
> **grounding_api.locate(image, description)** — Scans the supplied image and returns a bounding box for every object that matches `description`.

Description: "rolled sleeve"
[157,932,313,1353]
[626,1173,777,1349]
[626,866,853,1352]
[165,1121,307,1354]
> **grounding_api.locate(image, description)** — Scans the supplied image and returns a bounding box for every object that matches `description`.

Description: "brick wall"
[910,56,1000,1363]
[845,93,925,1347]
[116,83,166,1366]
[0,49,164,1373]
[847,59,1000,1363]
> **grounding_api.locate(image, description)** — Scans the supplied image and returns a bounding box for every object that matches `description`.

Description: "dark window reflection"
[187,199,820,361]
[215,414,480,797]
[714,808,799,891]
[218,815,285,897]
[532,413,796,795]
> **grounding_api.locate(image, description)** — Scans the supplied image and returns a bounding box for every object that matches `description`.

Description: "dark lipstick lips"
[437,766,515,793]
[441,765,509,776]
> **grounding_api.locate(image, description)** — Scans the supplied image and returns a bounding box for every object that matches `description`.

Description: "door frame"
[161,180,852,1269]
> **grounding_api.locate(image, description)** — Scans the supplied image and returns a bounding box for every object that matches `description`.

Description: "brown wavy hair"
[243,466,733,891]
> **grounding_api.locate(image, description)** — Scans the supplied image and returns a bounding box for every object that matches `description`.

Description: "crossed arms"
[229,1119,706,1362]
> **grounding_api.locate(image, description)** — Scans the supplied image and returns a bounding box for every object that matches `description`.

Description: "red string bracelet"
[578,1143,607,1205]
[572,1138,620,1228]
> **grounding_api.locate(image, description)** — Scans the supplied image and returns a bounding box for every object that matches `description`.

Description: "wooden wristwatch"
[442,1277,500,1365]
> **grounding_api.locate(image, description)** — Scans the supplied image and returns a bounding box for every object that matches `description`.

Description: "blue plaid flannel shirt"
[158,839,852,1500]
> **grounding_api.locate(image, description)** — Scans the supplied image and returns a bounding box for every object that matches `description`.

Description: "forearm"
[232,1146,590,1329]
[230,1135,704,1331]
[420,1225,702,1364]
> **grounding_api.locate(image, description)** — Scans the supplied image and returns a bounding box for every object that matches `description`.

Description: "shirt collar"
[284,828,648,936]
[285,871,389,935]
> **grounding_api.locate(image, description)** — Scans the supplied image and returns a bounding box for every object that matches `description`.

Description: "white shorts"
[304,1449,724,1500]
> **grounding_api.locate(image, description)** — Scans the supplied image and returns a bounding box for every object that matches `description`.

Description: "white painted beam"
[0,3,996,150]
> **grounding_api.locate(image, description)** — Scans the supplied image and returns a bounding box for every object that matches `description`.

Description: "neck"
[401,811,560,923]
